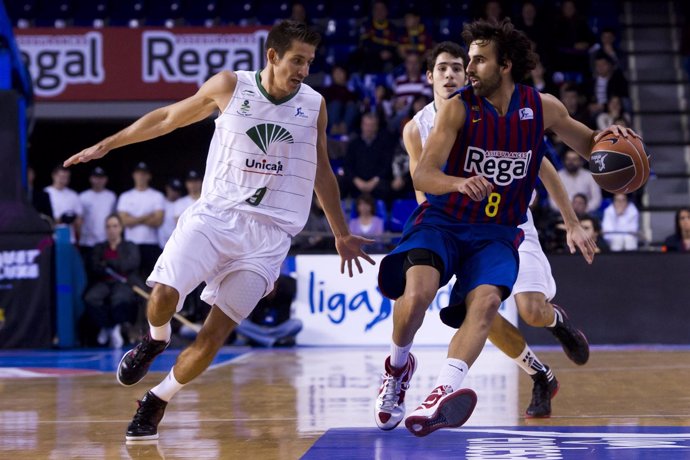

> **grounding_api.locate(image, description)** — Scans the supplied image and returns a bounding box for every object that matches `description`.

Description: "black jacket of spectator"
[343,133,394,199]
[90,240,141,284]
[664,234,689,252]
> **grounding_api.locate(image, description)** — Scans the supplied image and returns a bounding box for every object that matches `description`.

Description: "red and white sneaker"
[405,385,477,437]
[374,353,417,430]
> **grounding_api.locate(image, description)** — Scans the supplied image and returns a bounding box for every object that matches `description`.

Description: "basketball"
[589,133,650,194]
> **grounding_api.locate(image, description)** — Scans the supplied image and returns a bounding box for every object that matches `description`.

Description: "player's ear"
[267,48,278,64]
[426,70,433,85]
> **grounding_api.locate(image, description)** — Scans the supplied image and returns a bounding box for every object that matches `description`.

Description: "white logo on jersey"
[464,147,531,186]
[519,108,534,120]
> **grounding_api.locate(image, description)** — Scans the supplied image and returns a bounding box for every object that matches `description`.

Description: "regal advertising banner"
[14,27,269,101]
[293,255,517,346]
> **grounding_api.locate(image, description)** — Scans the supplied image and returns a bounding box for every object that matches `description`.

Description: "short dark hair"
[461,18,538,82]
[426,41,469,72]
[52,164,69,174]
[266,20,321,58]
[573,193,588,204]
[581,214,602,233]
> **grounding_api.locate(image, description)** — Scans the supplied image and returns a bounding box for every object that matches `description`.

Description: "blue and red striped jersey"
[426,84,545,226]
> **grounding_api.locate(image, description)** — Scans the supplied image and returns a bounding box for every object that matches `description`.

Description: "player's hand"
[566,223,598,264]
[63,143,110,167]
[335,234,376,277]
[457,176,493,201]
[594,125,642,143]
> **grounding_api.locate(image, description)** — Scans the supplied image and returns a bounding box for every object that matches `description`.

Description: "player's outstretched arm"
[539,157,597,264]
[63,71,237,167]
[313,98,375,277]
[413,98,493,201]
[541,93,640,162]
[401,120,428,205]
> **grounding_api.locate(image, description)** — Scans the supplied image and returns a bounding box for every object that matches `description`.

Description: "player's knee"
[195,325,231,355]
[518,300,548,326]
[149,284,179,314]
[402,287,436,313]
[469,292,502,319]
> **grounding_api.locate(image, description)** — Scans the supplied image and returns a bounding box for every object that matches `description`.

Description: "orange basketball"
[589,133,650,194]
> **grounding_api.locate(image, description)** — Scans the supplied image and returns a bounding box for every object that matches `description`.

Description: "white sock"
[390,341,413,369]
[434,358,468,392]
[515,345,547,375]
[547,307,561,328]
[150,368,185,402]
[149,321,171,342]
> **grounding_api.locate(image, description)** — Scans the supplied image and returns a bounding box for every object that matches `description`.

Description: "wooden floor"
[1,346,689,459]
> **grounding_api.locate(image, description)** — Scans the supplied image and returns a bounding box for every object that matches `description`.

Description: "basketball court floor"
[1,345,689,459]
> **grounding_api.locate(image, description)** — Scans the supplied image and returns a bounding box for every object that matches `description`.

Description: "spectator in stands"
[158,177,183,248]
[79,167,117,268]
[26,165,53,220]
[371,84,396,131]
[398,9,433,58]
[343,113,393,201]
[480,0,505,24]
[580,214,609,253]
[664,207,690,252]
[321,65,359,136]
[45,164,83,244]
[589,27,623,70]
[572,193,589,219]
[117,162,165,278]
[587,51,629,116]
[291,196,332,251]
[390,136,414,202]
[551,0,595,75]
[560,83,593,128]
[348,194,385,252]
[550,150,602,213]
[596,95,631,131]
[174,170,203,222]
[515,1,549,65]
[602,193,639,251]
[525,61,557,96]
[356,0,399,73]
[84,214,141,348]
[393,53,432,117]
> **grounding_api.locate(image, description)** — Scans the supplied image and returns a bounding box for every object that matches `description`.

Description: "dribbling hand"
[593,125,642,143]
[457,176,494,201]
[335,235,376,277]
[566,223,598,264]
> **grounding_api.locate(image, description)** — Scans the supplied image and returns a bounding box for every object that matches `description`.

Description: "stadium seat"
[255,0,290,26]
[72,0,109,27]
[388,198,418,232]
[109,0,148,27]
[5,0,37,27]
[34,0,72,27]
[146,0,184,27]
[184,0,218,27]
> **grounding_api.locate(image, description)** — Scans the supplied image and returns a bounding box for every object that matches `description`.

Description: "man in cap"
[79,166,117,268]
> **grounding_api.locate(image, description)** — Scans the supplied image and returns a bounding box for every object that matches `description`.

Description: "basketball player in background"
[381,41,595,427]
[376,19,639,437]
[64,20,374,441]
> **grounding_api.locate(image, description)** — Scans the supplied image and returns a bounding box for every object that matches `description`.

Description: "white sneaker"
[110,325,124,349]
[374,353,417,430]
[405,385,477,437]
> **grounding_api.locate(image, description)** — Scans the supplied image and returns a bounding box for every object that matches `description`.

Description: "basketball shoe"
[126,391,168,441]
[525,365,559,418]
[548,304,589,365]
[117,334,169,386]
[405,385,477,437]
[375,353,417,430]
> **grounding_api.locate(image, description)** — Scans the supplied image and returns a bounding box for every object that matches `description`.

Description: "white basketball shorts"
[511,240,557,301]
[147,206,291,322]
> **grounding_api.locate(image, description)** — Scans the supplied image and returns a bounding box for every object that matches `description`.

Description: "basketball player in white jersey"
[64,21,375,441]
[377,42,595,426]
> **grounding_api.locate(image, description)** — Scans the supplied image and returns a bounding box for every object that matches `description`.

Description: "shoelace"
[128,338,164,368]
[379,372,405,410]
[131,398,158,426]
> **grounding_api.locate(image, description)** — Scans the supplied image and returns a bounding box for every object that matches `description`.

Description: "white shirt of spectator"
[44,185,82,243]
[158,197,178,248]
[551,168,602,213]
[602,201,639,251]
[78,188,116,247]
[117,188,165,245]
[173,195,197,221]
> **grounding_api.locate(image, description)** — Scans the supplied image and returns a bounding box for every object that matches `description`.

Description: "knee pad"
[402,248,444,275]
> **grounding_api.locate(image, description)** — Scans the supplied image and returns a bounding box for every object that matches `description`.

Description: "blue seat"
[72,0,109,27]
[183,0,218,26]
[388,199,418,232]
[6,0,38,26]
[255,0,290,25]
[34,0,72,27]
[109,0,148,27]
[146,0,184,26]
[218,1,256,25]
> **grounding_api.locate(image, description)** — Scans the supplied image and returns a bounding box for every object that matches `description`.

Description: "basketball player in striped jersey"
[375,41,594,427]
[377,19,639,437]
[64,21,375,441]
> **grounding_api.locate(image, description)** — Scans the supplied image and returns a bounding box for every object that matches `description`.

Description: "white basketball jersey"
[413,102,437,147]
[200,70,322,236]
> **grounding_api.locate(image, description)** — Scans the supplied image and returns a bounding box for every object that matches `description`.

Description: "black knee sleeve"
[402,248,444,275]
